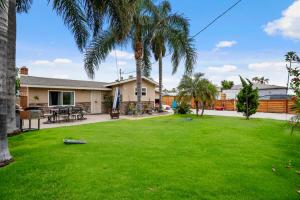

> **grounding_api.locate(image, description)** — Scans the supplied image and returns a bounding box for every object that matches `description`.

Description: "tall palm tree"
[285,51,300,94]
[177,73,217,116]
[149,1,196,112]
[84,0,156,114]
[0,0,13,167]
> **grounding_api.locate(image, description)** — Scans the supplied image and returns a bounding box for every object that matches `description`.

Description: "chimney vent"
[20,66,28,75]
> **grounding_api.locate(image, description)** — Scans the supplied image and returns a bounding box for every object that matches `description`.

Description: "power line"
[150,0,242,65]
[192,0,242,39]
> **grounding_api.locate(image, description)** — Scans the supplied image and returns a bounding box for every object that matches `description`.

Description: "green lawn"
[1,115,300,200]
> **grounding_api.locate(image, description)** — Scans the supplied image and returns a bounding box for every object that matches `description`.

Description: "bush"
[174,101,192,114]
[236,76,259,119]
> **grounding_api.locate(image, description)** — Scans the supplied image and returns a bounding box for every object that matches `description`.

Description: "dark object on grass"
[63,139,86,144]
[183,118,193,121]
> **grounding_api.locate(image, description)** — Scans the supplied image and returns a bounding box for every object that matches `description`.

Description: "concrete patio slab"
[192,109,295,121]
[21,112,173,130]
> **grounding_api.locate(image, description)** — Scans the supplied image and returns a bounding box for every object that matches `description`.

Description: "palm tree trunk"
[195,100,199,116]
[201,101,205,116]
[287,62,291,95]
[7,0,17,134]
[0,0,13,167]
[158,53,163,112]
[135,41,143,115]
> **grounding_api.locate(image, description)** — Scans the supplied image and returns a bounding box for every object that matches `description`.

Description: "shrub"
[174,101,192,114]
[103,95,113,113]
[236,76,259,119]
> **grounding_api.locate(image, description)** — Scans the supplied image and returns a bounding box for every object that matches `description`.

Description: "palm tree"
[198,81,218,116]
[285,51,300,94]
[0,0,13,167]
[177,73,217,116]
[84,0,156,114]
[252,76,269,84]
[149,1,196,112]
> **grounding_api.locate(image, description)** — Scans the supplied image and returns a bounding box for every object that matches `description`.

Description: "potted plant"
[127,102,135,115]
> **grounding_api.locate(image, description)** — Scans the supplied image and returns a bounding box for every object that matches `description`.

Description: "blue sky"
[16,0,300,88]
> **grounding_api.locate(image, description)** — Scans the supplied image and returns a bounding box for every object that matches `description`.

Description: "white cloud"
[208,65,238,73]
[53,58,72,64]
[33,60,52,65]
[109,50,134,60]
[214,40,237,51]
[32,58,73,66]
[264,0,300,40]
[248,61,286,71]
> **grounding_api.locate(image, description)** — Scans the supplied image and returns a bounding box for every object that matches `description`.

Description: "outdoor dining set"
[44,106,86,124]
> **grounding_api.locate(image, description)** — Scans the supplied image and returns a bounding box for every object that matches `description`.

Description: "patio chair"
[70,107,81,120]
[58,107,70,122]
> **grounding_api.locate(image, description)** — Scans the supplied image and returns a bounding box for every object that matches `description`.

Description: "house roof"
[104,76,159,87]
[227,84,287,91]
[20,75,111,91]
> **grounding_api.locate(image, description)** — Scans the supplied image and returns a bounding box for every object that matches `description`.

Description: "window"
[135,87,147,96]
[49,91,75,106]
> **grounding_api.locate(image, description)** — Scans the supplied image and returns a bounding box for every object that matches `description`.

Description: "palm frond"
[51,0,89,52]
[84,31,118,79]
[0,0,7,12]
[16,0,32,13]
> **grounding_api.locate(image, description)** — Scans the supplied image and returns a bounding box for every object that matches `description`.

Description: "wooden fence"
[162,96,296,114]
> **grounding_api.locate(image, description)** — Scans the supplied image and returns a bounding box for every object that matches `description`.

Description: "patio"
[20,112,172,130]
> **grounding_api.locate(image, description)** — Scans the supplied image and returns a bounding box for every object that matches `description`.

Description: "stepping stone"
[63,139,86,144]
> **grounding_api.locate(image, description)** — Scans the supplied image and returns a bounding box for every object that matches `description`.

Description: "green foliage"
[149,1,197,74]
[221,80,234,90]
[285,51,300,63]
[126,102,136,115]
[84,0,155,78]
[103,95,113,112]
[287,62,300,96]
[177,73,218,116]
[173,101,191,114]
[252,76,269,84]
[236,76,259,119]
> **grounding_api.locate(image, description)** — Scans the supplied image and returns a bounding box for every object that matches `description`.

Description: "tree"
[149,1,196,112]
[84,0,157,114]
[252,76,269,84]
[0,0,13,167]
[199,81,218,116]
[236,76,259,120]
[221,80,234,90]
[286,65,300,134]
[285,51,300,94]
[177,73,217,116]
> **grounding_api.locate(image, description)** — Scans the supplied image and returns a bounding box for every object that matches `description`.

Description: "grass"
[1,115,300,200]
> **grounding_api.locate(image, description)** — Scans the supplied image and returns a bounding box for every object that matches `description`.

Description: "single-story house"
[222,84,288,100]
[19,67,159,114]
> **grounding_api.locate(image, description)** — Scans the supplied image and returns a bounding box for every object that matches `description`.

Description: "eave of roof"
[20,75,111,91]
[104,76,159,87]
[21,84,112,91]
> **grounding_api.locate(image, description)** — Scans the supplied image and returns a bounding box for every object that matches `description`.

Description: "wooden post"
[38,119,40,130]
